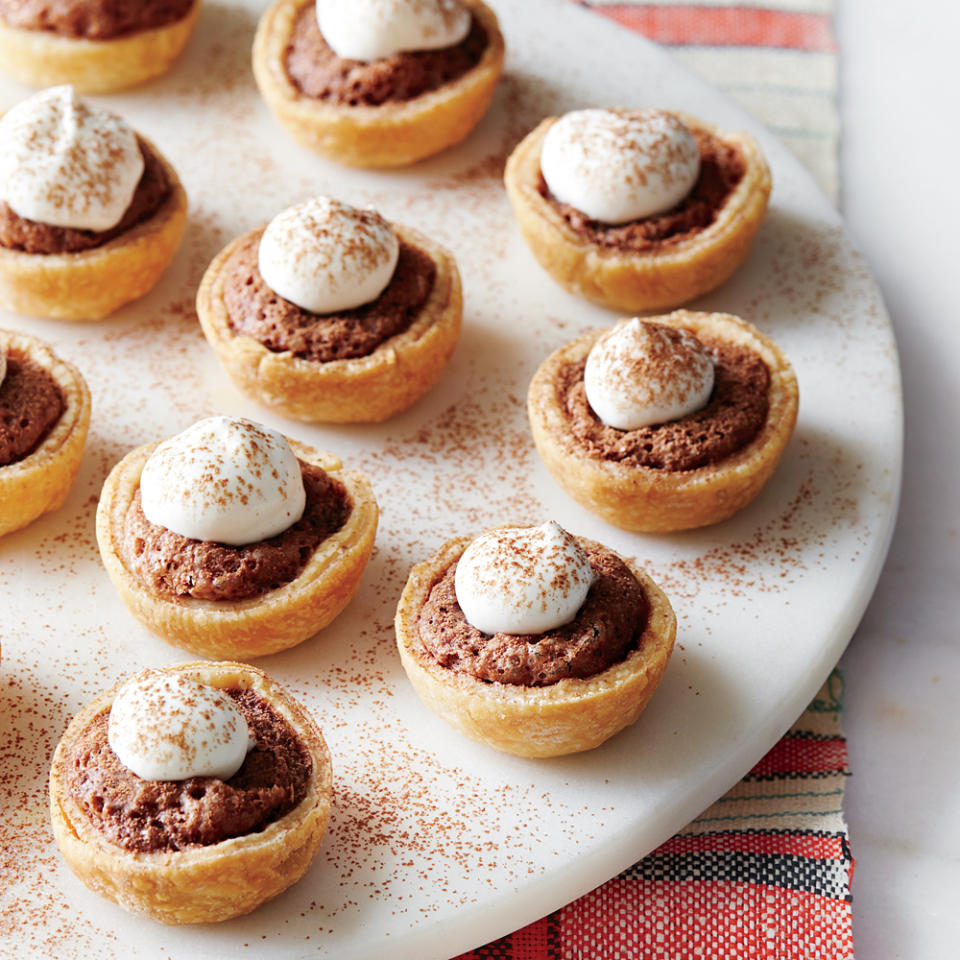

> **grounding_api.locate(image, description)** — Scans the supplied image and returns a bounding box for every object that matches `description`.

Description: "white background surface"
[836,2,960,958]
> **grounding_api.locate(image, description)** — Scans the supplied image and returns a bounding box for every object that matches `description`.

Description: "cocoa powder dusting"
[0,665,123,953]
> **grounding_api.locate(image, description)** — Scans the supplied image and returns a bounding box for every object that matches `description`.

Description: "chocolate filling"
[540,129,746,251]
[223,233,437,363]
[285,5,488,106]
[0,0,195,40]
[120,461,352,602]
[0,355,65,467]
[418,543,648,687]
[0,138,172,255]
[66,687,313,853]
[561,338,771,472]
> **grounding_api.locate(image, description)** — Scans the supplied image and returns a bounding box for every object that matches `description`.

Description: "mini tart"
[0,330,90,537]
[504,113,771,312]
[395,533,677,758]
[0,0,202,93]
[49,660,333,925]
[0,139,187,322]
[197,222,463,423]
[252,0,505,167]
[528,310,799,533]
[96,438,378,658]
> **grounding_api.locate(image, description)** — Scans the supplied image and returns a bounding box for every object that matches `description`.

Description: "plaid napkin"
[455,4,848,957]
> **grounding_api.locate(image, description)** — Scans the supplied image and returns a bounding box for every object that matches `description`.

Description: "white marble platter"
[0,1,901,957]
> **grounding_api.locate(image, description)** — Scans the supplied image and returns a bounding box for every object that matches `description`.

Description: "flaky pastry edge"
[504,113,771,312]
[197,221,463,423]
[0,137,187,321]
[395,533,677,757]
[96,437,378,658]
[0,0,201,93]
[49,660,333,925]
[0,330,90,537]
[527,310,800,532]
[252,0,505,167]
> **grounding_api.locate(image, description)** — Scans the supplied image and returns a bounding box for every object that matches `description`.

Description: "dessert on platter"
[0,0,202,92]
[0,328,90,537]
[197,197,463,422]
[395,521,676,757]
[505,108,771,311]
[0,2,902,954]
[0,86,187,321]
[527,310,799,532]
[96,416,378,658]
[253,0,505,166]
[48,660,333,924]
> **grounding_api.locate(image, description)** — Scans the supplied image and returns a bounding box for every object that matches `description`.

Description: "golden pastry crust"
[252,0,505,167]
[395,533,677,758]
[197,222,463,423]
[528,310,799,533]
[0,140,187,321]
[504,113,772,312]
[96,438,378,658]
[0,0,201,93]
[49,660,333,925]
[0,330,90,537]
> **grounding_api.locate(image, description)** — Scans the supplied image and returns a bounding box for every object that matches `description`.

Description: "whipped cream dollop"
[258,197,399,314]
[139,416,306,546]
[0,85,144,232]
[108,671,255,782]
[585,318,715,430]
[540,108,700,224]
[316,0,471,61]
[454,521,595,636]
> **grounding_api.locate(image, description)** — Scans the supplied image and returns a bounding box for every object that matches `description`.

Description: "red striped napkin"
[454,673,853,959]
[453,4,848,957]
[578,0,840,201]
